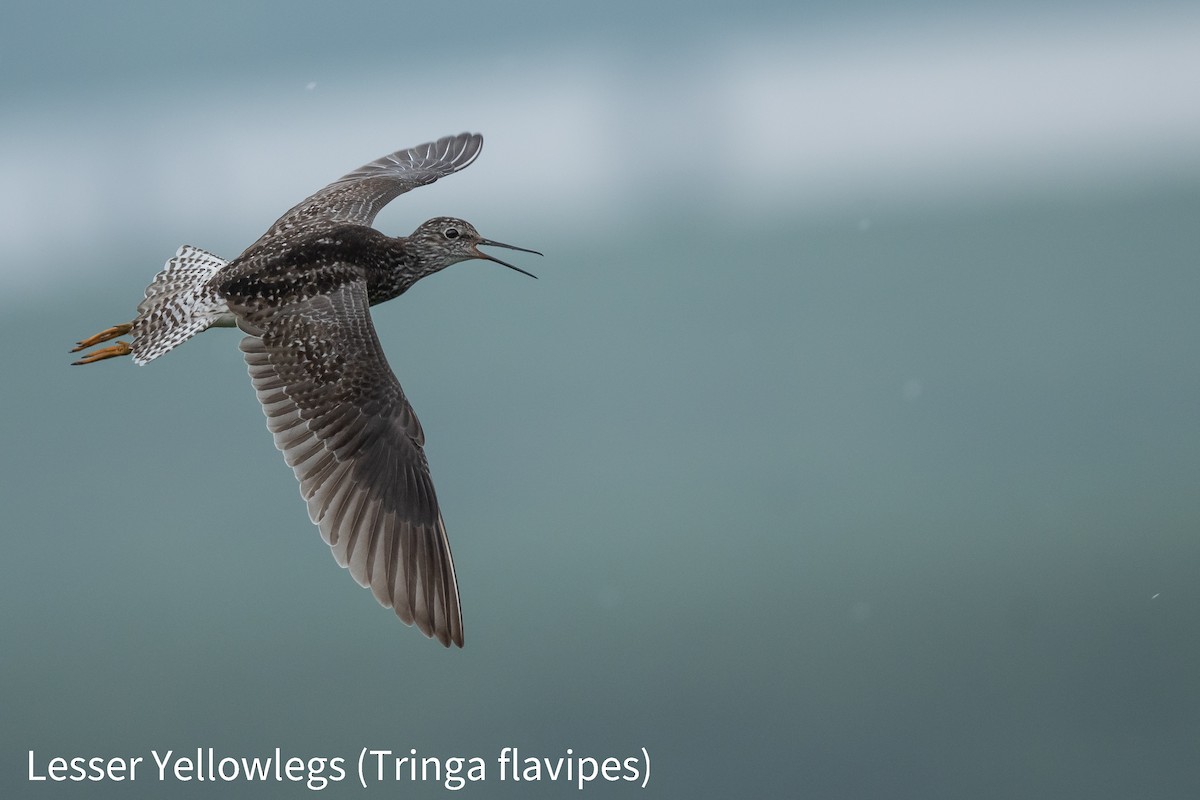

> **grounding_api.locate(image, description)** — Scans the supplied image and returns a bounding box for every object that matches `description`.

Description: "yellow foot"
[71,322,133,353]
[72,341,132,365]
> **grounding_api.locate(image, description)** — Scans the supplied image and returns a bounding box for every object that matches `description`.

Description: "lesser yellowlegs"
[71,133,540,647]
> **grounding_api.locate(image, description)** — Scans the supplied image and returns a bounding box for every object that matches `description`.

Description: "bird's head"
[410,217,541,278]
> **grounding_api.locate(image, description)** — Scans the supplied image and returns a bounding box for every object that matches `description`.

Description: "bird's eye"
[444,228,460,240]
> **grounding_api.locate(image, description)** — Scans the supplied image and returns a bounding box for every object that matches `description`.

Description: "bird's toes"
[71,322,134,352]
[71,341,132,365]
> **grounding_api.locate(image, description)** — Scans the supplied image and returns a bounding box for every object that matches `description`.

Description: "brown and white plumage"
[71,133,540,647]
[130,244,233,365]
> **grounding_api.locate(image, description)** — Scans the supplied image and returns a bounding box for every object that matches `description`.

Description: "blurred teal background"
[3,1,1200,797]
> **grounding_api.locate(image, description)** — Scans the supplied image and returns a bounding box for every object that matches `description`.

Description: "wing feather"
[252,133,483,244]
[237,279,463,647]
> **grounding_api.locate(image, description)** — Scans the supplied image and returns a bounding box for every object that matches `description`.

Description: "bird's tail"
[130,245,233,365]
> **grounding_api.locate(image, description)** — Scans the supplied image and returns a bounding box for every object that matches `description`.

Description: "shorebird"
[70,133,540,647]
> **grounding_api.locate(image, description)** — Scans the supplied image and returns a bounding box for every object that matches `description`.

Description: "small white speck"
[305,81,317,91]
[1151,593,1160,599]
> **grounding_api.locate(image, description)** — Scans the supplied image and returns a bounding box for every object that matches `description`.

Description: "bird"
[70,133,540,647]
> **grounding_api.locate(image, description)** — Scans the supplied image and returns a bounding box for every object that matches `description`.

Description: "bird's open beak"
[474,238,542,279]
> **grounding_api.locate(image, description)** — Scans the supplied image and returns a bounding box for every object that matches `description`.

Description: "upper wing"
[254,133,483,243]
[236,279,463,647]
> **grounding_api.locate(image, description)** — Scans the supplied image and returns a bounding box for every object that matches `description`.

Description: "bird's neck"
[364,234,431,305]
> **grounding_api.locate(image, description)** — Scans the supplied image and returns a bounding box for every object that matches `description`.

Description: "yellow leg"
[71,341,132,365]
[71,322,133,352]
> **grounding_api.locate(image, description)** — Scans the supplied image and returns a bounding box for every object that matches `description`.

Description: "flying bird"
[71,133,540,647]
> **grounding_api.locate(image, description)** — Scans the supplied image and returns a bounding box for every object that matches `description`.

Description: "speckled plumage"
[71,133,540,648]
[131,244,233,365]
